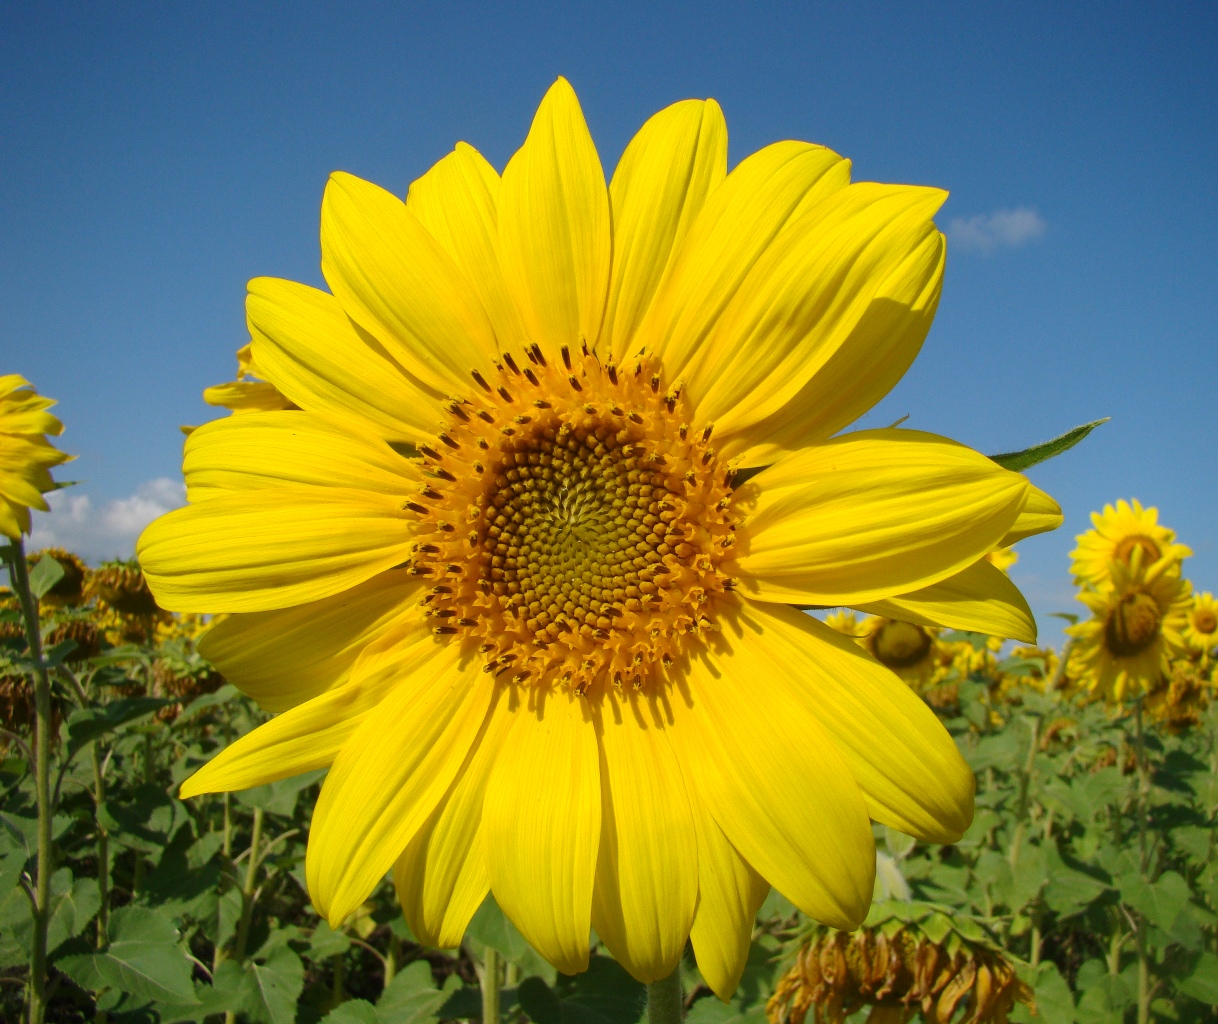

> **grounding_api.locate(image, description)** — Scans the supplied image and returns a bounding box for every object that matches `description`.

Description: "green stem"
[1008,715,1040,867]
[232,808,264,964]
[91,742,109,947]
[6,540,52,1024]
[1132,698,1151,1024]
[481,946,501,1024]
[647,968,684,1024]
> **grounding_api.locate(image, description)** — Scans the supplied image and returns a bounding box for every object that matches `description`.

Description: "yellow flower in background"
[1066,554,1190,702]
[1070,499,1190,590]
[823,610,863,637]
[138,79,1056,993]
[856,615,947,690]
[0,375,73,540]
[1183,591,1218,656]
[985,545,1018,574]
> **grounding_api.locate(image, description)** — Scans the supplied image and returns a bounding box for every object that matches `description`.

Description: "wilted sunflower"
[767,903,1034,1024]
[1070,499,1190,590]
[139,79,1057,993]
[1183,591,1218,656]
[1066,554,1190,701]
[88,558,162,617]
[0,375,72,540]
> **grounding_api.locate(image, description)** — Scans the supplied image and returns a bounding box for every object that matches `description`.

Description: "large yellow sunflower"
[138,79,1057,995]
[1066,554,1190,702]
[0,375,72,541]
[1070,499,1190,589]
[1183,591,1218,656]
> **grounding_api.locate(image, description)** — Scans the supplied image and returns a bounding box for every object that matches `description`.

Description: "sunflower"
[28,547,88,608]
[984,545,1017,574]
[1066,554,1190,702]
[1070,499,1190,589]
[139,79,1055,994]
[1183,591,1218,656]
[0,375,72,540]
[857,616,948,691]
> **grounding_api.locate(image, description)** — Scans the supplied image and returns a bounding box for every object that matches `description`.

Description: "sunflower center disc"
[1105,591,1161,657]
[872,620,933,669]
[403,345,739,694]
[1113,534,1161,568]
[1194,609,1217,635]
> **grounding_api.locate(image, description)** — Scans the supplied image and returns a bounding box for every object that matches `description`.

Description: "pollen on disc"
[402,345,739,695]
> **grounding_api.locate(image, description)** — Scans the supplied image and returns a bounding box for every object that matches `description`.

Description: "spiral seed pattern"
[402,344,739,694]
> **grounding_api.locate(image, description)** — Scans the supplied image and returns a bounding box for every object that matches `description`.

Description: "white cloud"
[27,478,185,563]
[948,207,1046,254]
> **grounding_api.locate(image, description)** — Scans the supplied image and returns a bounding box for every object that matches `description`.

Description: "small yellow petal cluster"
[0,375,73,540]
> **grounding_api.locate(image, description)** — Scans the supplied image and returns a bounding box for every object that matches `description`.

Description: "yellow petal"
[183,411,420,503]
[406,143,530,354]
[181,614,445,797]
[484,688,600,974]
[601,99,728,364]
[732,429,1028,605]
[591,690,698,983]
[320,171,498,394]
[197,569,420,712]
[733,601,975,844]
[202,380,296,413]
[683,185,947,440]
[497,78,611,362]
[247,277,446,444]
[1001,484,1062,545]
[306,646,491,926]
[722,228,945,466]
[687,791,769,1001]
[856,558,1037,644]
[394,685,515,949]
[633,140,850,370]
[138,487,415,613]
[670,601,874,929]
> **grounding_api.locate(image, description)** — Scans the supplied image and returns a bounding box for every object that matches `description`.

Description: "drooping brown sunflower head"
[87,559,162,617]
[767,906,1034,1024]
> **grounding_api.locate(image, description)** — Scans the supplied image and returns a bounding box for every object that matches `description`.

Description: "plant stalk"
[6,540,53,1024]
[91,742,109,947]
[232,807,264,964]
[481,946,501,1024]
[647,968,684,1024]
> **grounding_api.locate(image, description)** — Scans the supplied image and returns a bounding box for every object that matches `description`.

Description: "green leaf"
[247,945,306,1024]
[59,905,199,1004]
[98,783,183,855]
[517,956,645,1024]
[66,697,175,753]
[376,960,459,1024]
[27,554,65,599]
[1181,951,1218,1006]
[1011,962,1074,1024]
[47,873,101,955]
[1119,870,1190,929]
[988,418,1109,472]
[307,919,353,961]
[466,894,531,961]
[236,767,326,817]
[324,1000,380,1024]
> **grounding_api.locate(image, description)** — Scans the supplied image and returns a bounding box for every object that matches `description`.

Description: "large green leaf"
[1180,951,1218,1006]
[988,418,1108,472]
[247,946,306,1024]
[59,905,199,1004]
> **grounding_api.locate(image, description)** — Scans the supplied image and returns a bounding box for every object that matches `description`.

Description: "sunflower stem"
[5,539,53,1024]
[647,968,684,1024]
[480,946,501,1024]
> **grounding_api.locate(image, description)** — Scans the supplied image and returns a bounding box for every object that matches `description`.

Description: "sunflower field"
[2,500,1217,1024]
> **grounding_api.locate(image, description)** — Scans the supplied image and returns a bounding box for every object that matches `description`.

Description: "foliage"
[2,546,1217,1024]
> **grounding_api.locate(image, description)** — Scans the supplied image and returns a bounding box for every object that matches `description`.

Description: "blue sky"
[2,2,1215,645]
